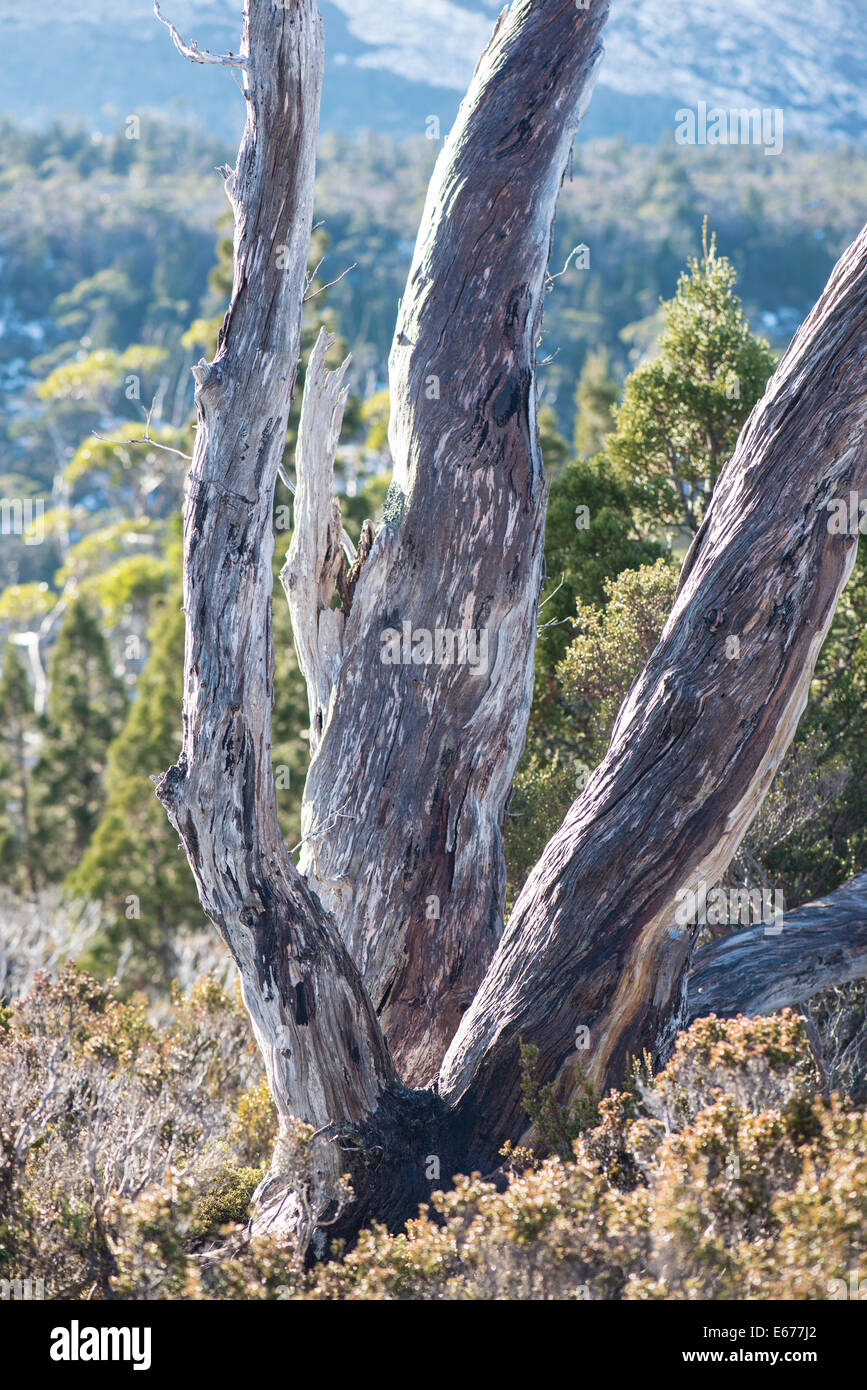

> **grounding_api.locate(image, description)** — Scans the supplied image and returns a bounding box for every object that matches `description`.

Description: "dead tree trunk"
[152,0,423,1248]
[686,871,867,1023]
[290,0,609,1084]
[157,0,867,1243]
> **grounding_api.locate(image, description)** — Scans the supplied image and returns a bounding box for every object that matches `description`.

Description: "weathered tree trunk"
[438,219,867,1168]
[153,0,417,1249]
[291,0,609,1084]
[686,870,867,1023]
[157,0,867,1244]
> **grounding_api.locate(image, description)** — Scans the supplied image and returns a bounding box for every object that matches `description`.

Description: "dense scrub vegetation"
[1,964,864,1300]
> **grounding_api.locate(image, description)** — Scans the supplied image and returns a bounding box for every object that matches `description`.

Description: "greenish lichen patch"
[382,481,405,529]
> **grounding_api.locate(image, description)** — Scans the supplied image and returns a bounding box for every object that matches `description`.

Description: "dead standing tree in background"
[155,0,867,1249]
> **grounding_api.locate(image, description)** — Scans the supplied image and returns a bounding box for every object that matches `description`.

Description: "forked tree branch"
[294,0,610,1083]
[156,0,867,1246]
[441,222,867,1167]
[153,2,247,69]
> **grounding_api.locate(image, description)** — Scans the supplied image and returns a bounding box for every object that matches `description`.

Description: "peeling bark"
[295,0,609,1083]
[686,871,867,1023]
[439,223,867,1169]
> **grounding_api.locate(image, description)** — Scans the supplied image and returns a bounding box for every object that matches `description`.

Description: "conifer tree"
[0,642,39,893]
[573,345,618,459]
[510,232,776,885]
[606,221,775,532]
[32,598,126,877]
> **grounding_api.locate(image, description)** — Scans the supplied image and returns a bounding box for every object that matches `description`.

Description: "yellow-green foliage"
[280,1012,865,1302]
[232,1078,278,1166]
[556,557,679,761]
[2,973,866,1301]
[192,1167,264,1240]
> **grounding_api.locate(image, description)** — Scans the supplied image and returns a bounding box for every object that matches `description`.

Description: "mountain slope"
[0,0,864,143]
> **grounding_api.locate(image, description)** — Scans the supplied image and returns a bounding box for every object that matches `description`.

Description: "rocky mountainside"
[0,0,864,143]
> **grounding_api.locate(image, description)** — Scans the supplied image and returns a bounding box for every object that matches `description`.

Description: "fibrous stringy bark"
[291,0,610,1084]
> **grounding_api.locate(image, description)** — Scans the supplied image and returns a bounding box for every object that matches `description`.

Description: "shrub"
[0,964,269,1297]
[2,967,865,1301]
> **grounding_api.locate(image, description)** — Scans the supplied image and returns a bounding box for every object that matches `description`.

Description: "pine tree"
[605,220,775,532]
[67,594,204,988]
[510,233,774,884]
[32,598,126,878]
[0,642,39,893]
[573,346,618,459]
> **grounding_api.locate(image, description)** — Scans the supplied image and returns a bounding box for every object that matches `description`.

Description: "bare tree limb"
[686,871,867,1022]
[154,2,247,70]
[303,262,357,303]
[281,328,351,755]
[91,399,193,461]
[295,0,610,1084]
[154,0,409,1252]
